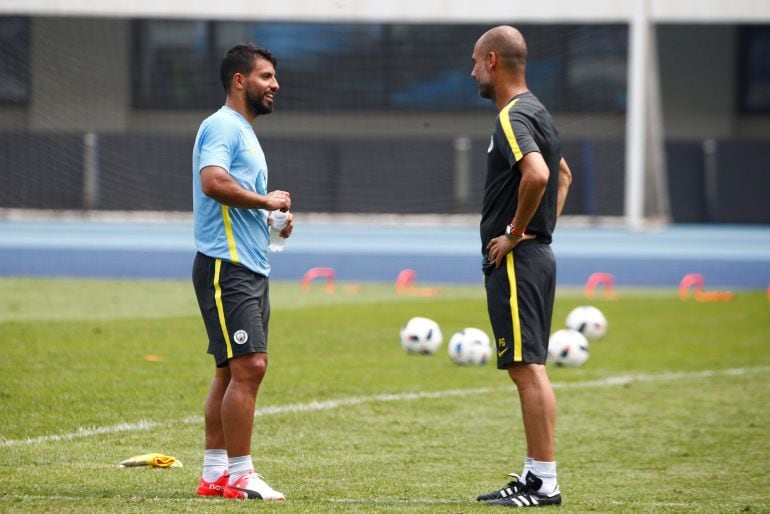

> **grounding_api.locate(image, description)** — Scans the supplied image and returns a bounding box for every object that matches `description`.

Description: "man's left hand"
[487,234,535,268]
[279,212,294,238]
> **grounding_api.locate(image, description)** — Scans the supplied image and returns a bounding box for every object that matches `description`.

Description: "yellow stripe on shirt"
[213,258,234,360]
[498,98,523,162]
[220,205,240,264]
[506,251,523,362]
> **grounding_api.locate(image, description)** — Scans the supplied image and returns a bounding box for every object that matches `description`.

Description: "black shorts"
[192,252,270,367]
[483,241,556,368]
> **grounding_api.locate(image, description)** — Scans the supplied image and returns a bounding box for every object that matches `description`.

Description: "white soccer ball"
[448,328,491,366]
[547,329,590,367]
[565,305,608,341]
[400,317,443,355]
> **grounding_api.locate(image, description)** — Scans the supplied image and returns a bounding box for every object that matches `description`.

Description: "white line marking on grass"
[8,494,236,504]
[0,420,161,447]
[2,366,768,448]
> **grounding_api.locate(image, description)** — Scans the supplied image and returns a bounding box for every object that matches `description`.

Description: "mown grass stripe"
[2,366,767,448]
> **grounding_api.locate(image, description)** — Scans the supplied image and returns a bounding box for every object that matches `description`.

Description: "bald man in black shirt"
[471,25,572,508]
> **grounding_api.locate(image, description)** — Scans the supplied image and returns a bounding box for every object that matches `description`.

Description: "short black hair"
[220,43,277,93]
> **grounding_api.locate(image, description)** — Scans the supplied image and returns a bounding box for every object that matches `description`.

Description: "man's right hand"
[266,190,291,212]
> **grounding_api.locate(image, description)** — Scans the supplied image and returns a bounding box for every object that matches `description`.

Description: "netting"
[0,16,665,220]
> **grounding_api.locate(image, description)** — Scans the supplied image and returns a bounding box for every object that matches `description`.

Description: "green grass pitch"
[0,277,768,513]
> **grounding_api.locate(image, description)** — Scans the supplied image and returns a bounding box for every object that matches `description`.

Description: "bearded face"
[240,56,279,118]
[245,84,274,115]
[471,45,494,100]
[476,79,493,100]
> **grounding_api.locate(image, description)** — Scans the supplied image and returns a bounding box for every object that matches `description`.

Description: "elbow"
[201,185,219,201]
[200,176,221,199]
[202,184,220,199]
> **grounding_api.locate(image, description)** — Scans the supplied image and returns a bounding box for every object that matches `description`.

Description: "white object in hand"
[269,210,289,252]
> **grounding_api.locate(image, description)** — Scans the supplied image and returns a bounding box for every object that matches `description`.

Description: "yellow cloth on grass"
[120,453,183,468]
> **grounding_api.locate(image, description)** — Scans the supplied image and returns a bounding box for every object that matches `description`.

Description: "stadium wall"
[1,17,767,141]
[1,11,769,223]
[2,2,769,142]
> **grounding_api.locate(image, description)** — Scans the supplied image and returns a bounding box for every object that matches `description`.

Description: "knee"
[508,363,547,388]
[246,354,268,383]
[230,353,268,385]
[252,355,268,380]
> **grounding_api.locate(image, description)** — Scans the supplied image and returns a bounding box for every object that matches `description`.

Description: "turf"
[0,277,768,513]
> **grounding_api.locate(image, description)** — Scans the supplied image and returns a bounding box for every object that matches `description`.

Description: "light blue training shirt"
[192,105,270,276]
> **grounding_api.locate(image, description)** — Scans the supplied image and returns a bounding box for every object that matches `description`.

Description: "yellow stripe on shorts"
[213,258,233,359]
[506,252,523,362]
[499,98,523,162]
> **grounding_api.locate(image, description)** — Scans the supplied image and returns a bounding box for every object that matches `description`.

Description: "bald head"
[476,25,527,73]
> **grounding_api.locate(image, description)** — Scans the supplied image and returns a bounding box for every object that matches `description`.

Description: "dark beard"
[246,89,273,116]
[478,82,493,99]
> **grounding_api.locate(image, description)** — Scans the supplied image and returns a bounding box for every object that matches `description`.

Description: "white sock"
[521,456,534,482]
[531,460,558,494]
[202,449,228,482]
[228,455,254,483]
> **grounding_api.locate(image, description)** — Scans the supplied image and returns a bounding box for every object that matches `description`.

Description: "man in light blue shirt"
[191,43,292,502]
[193,104,273,275]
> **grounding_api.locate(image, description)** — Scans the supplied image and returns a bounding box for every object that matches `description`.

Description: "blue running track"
[0,218,768,289]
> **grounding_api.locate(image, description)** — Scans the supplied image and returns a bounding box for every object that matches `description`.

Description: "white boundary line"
[2,366,768,448]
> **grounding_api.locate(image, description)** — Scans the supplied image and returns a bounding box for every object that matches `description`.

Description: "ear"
[486,51,497,70]
[231,72,245,91]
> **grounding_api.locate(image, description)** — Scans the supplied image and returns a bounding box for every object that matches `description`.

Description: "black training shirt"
[480,91,562,261]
